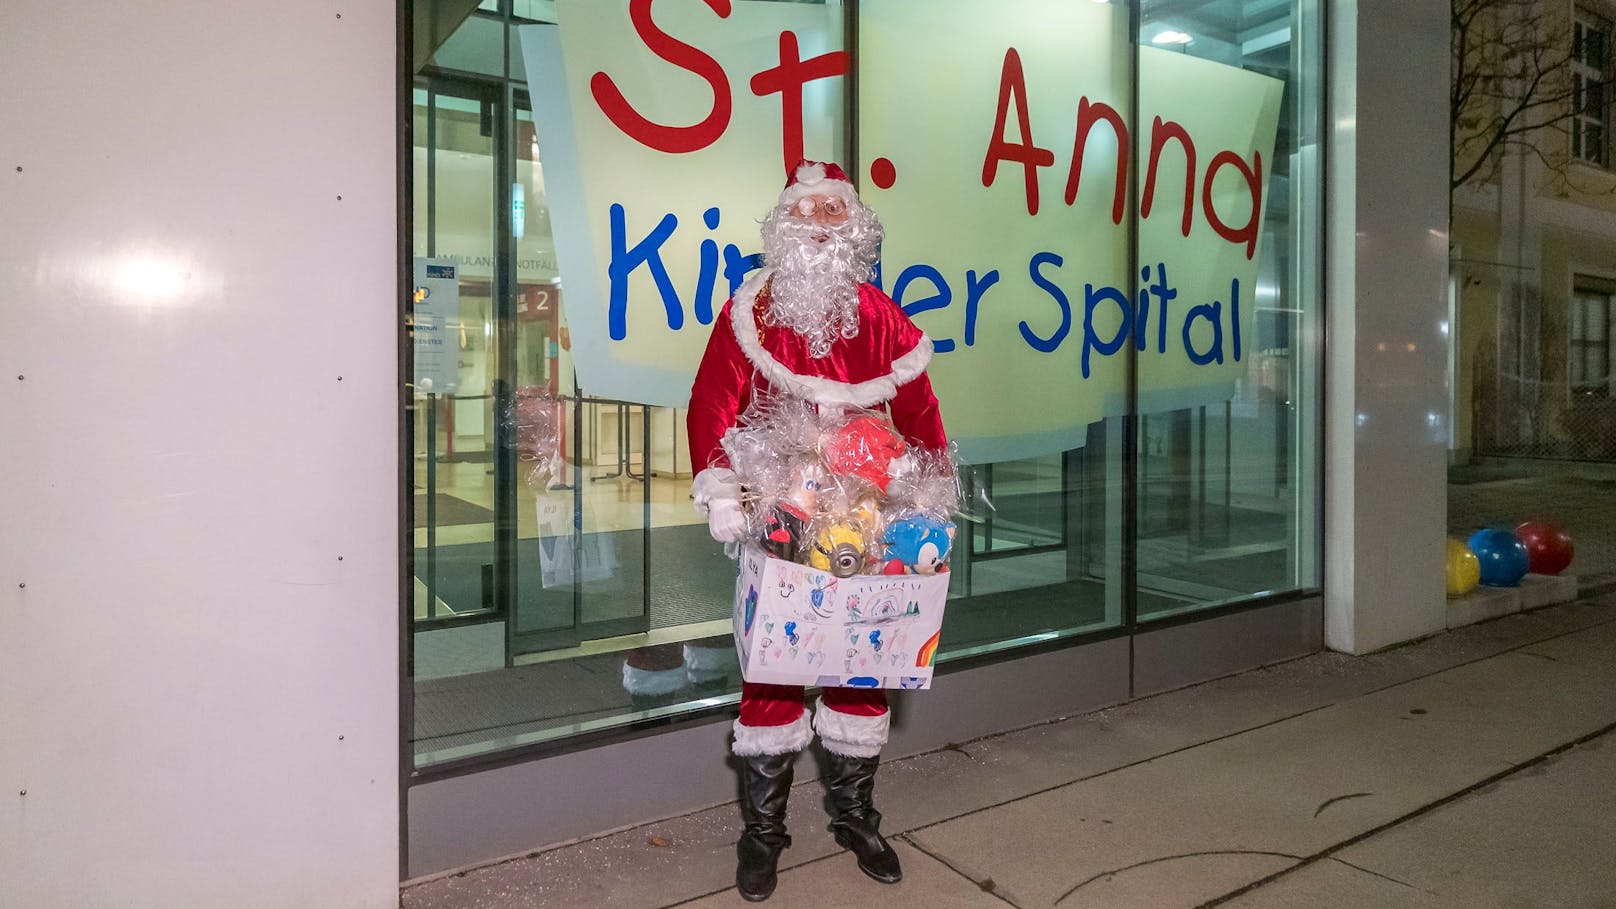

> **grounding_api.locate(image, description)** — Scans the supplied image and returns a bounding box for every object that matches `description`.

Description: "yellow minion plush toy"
[809,521,867,578]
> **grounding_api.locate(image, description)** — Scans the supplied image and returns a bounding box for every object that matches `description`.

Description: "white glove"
[693,468,749,543]
[705,498,749,543]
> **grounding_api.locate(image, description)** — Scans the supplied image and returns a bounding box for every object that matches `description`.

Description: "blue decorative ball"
[1466,529,1530,588]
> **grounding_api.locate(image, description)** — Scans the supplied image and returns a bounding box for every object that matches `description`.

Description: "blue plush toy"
[880,515,955,575]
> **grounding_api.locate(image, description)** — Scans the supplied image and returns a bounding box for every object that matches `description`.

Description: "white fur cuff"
[621,664,686,697]
[691,467,740,517]
[683,644,729,672]
[813,701,890,758]
[732,712,814,757]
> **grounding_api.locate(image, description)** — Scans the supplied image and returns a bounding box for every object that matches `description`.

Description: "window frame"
[1570,278,1615,397]
[1572,8,1613,167]
[400,0,1330,778]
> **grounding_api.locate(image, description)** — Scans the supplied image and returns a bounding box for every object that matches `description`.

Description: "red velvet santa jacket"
[687,268,946,499]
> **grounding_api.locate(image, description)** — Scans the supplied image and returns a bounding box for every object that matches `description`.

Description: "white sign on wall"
[412,257,462,394]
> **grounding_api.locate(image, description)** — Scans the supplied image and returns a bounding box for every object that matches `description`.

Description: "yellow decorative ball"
[1446,538,1481,597]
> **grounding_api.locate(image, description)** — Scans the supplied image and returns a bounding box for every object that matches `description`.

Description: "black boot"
[824,751,902,884]
[736,751,796,901]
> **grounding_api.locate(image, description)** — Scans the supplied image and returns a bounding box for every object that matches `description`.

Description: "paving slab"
[906,621,1616,908]
[1519,572,1578,610]
[1221,856,1445,908]
[1517,614,1616,665]
[680,840,1003,909]
[400,787,843,909]
[1055,850,1297,909]
[401,604,1616,909]
[869,604,1616,844]
[1230,732,1616,908]
[1444,586,1518,629]
[1447,471,1616,578]
[1327,733,1616,908]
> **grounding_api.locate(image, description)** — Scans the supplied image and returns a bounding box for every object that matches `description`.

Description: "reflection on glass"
[941,429,1123,658]
[407,0,1322,769]
[411,79,498,637]
[1133,0,1323,619]
[408,8,826,768]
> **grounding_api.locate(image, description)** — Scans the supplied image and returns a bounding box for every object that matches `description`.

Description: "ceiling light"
[1152,30,1193,45]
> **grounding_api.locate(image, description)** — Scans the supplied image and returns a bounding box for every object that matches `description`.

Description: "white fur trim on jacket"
[691,467,740,517]
[778,162,860,210]
[813,699,890,758]
[732,712,814,757]
[731,269,934,409]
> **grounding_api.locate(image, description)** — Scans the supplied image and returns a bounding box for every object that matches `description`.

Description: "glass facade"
[1134,0,1324,618]
[406,0,1324,770]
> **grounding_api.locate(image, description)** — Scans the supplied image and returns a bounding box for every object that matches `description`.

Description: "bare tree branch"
[1451,0,1604,191]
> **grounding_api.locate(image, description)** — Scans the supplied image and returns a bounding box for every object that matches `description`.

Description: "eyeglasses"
[793,196,847,219]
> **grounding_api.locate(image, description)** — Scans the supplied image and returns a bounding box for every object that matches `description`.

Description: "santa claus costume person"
[687,160,946,902]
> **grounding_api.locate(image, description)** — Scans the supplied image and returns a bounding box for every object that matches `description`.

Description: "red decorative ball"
[1514,521,1574,575]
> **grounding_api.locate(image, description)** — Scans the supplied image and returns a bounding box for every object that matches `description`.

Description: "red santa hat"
[778,159,860,211]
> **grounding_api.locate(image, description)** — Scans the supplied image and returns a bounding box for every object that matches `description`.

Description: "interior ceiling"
[411,1,1293,77]
[414,0,486,73]
[1142,0,1293,70]
[1143,0,1291,33]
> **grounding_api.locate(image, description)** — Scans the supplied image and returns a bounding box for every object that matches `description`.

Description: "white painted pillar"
[1324,1,1453,653]
[0,3,401,906]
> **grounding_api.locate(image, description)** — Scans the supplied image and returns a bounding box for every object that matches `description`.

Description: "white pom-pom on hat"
[779,158,859,210]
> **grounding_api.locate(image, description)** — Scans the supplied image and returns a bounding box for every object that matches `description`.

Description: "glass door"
[412,76,504,633]
[411,75,655,654]
[506,86,652,655]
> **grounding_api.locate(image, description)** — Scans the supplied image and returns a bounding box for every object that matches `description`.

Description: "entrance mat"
[414,494,494,528]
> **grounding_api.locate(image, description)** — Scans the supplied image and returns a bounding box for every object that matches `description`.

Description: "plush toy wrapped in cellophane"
[500,387,566,489]
[877,446,961,575]
[718,398,962,576]
[718,396,822,561]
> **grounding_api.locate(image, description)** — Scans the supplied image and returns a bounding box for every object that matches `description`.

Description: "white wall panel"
[0,3,400,907]
[1325,0,1453,653]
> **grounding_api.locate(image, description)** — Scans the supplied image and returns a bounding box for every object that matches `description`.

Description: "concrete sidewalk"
[403,595,1616,908]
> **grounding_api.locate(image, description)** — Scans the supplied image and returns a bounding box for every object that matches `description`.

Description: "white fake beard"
[760,203,883,358]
